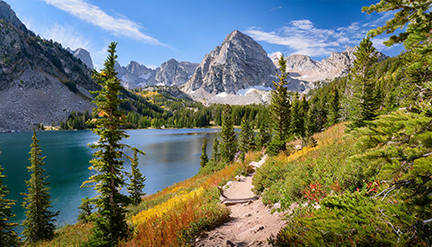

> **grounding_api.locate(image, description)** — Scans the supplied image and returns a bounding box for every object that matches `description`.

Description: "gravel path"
[194,156,285,247]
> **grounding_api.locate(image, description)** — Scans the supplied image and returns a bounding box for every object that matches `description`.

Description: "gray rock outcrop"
[0,0,27,32]
[115,61,156,89]
[114,59,198,89]
[67,47,94,70]
[155,59,198,86]
[0,1,98,132]
[183,30,277,95]
[272,47,388,83]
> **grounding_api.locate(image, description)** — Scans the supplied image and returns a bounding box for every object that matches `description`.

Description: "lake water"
[0,128,219,227]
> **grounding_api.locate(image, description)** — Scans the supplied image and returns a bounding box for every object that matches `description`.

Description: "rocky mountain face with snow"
[271,47,388,83]
[67,47,94,70]
[155,59,198,87]
[0,0,97,132]
[180,30,319,105]
[115,61,156,89]
[183,30,277,95]
[114,59,198,89]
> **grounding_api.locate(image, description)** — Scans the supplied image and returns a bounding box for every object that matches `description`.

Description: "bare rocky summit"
[67,47,94,70]
[155,59,198,87]
[0,0,97,132]
[181,30,315,105]
[114,59,198,89]
[0,0,26,32]
[115,61,156,89]
[272,47,388,83]
[183,30,277,95]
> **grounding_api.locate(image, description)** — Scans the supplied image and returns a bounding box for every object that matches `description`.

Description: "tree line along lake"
[0,128,218,227]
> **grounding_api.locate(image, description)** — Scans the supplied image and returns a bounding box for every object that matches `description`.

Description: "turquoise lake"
[0,128,218,227]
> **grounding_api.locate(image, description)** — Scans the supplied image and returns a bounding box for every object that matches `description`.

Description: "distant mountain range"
[270,47,388,83]
[0,0,389,132]
[114,59,198,89]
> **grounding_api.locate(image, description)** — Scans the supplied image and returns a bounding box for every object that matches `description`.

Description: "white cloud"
[371,37,400,50]
[92,44,110,70]
[42,0,166,46]
[291,20,313,30]
[22,17,91,50]
[244,13,397,59]
[270,6,282,11]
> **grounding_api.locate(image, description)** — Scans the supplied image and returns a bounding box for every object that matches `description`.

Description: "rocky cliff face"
[67,47,94,70]
[155,59,198,86]
[272,47,388,83]
[115,61,156,89]
[0,0,26,32]
[0,0,97,132]
[114,59,198,89]
[183,30,277,95]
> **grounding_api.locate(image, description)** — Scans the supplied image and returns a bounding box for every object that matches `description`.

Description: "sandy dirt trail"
[194,156,285,247]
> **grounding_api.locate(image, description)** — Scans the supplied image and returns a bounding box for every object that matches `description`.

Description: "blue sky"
[6,0,404,69]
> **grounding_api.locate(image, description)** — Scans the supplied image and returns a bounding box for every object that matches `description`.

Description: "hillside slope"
[0,0,98,132]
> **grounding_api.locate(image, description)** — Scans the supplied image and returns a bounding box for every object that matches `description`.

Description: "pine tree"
[0,163,20,246]
[327,86,341,127]
[200,138,209,168]
[209,136,220,164]
[219,105,237,163]
[77,196,93,223]
[290,92,306,138]
[127,148,146,206]
[255,120,271,151]
[82,42,142,246]
[347,37,379,129]
[363,0,432,47]
[238,116,253,163]
[270,54,291,143]
[22,130,58,243]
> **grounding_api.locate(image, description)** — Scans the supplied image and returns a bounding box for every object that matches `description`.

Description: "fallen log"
[218,187,259,205]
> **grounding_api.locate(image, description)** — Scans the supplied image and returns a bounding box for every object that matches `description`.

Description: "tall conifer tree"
[0,162,20,246]
[327,86,341,126]
[219,105,237,163]
[22,130,58,243]
[200,138,209,168]
[209,136,220,164]
[255,120,271,150]
[83,42,143,246]
[347,37,379,128]
[77,196,93,223]
[290,92,306,138]
[270,54,291,142]
[238,116,253,163]
[127,148,146,206]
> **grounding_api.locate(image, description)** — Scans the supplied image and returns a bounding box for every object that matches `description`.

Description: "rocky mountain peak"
[183,30,276,95]
[223,29,249,43]
[0,0,27,33]
[67,47,93,70]
[285,54,320,72]
[155,58,198,87]
[269,46,388,83]
[126,61,148,74]
[270,52,283,62]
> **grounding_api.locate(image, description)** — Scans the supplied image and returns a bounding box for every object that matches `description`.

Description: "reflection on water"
[0,128,218,226]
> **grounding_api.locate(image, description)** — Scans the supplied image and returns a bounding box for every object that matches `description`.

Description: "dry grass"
[121,152,261,246]
[34,222,93,247]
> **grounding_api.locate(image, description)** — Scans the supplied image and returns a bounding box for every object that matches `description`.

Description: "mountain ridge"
[271,47,389,83]
[114,59,198,89]
[183,30,277,95]
[0,0,97,132]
